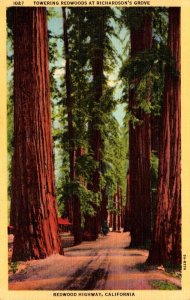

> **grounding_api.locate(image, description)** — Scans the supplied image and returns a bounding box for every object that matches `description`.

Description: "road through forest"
[9,232,181,290]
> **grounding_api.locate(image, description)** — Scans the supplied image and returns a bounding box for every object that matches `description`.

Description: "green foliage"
[80,187,101,216]
[119,7,170,127]
[10,262,18,274]
[121,8,154,30]
[151,151,159,175]
[62,180,101,225]
[102,117,127,210]
[85,8,117,72]
[76,154,97,181]
[120,42,178,87]
[151,151,159,229]
[150,280,180,290]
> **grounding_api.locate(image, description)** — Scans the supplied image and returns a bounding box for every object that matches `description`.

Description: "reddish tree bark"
[11,8,62,261]
[62,8,82,245]
[112,193,117,231]
[108,212,113,228]
[147,8,181,266]
[101,187,108,225]
[121,205,125,228]
[124,171,131,232]
[117,184,122,231]
[120,187,123,228]
[127,13,152,247]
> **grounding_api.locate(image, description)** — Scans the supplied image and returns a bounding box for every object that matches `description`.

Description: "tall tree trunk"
[124,171,131,232]
[121,204,125,228]
[112,193,117,231]
[147,8,181,266]
[62,8,82,245]
[108,211,113,228]
[101,187,108,225]
[11,8,62,261]
[117,184,122,231]
[83,22,104,241]
[128,12,152,247]
[119,185,123,230]
[120,188,123,228]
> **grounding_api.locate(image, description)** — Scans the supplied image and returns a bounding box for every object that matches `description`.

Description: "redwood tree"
[11,8,62,261]
[62,7,82,245]
[112,192,117,231]
[124,171,131,232]
[83,9,106,240]
[117,184,122,231]
[127,10,152,247]
[147,8,181,266]
[100,187,108,226]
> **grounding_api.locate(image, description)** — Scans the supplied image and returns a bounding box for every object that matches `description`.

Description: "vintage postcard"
[0,0,190,299]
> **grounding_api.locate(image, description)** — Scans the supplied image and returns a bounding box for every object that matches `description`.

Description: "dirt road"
[9,232,181,290]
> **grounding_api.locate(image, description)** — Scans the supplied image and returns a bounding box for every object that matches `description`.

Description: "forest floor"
[8,232,181,290]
